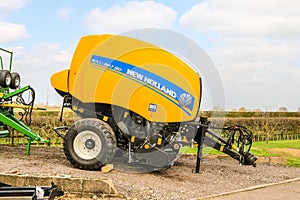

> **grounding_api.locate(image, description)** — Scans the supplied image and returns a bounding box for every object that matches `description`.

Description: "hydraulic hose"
[16,87,35,125]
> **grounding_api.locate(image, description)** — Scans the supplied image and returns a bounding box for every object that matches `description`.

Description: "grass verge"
[181,140,300,167]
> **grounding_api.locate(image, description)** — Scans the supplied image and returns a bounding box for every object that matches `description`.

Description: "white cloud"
[12,43,72,70]
[180,0,300,37]
[211,37,299,68]
[207,37,300,110]
[0,21,28,43]
[83,1,177,33]
[57,7,73,20]
[0,0,30,17]
[179,0,300,110]
[8,44,73,105]
[0,0,29,43]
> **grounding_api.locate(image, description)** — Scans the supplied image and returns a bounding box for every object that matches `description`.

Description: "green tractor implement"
[0,47,49,155]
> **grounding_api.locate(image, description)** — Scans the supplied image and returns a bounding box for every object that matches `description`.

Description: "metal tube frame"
[0,85,49,155]
[0,48,13,71]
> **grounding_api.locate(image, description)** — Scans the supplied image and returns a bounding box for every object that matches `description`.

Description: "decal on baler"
[90,55,195,115]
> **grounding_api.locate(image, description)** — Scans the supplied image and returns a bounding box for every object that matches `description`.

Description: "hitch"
[192,117,257,173]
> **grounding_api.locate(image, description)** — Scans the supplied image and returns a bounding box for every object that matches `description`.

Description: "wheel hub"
[85,139,96,150]
[73,131,102,160]
[5,74,11,86]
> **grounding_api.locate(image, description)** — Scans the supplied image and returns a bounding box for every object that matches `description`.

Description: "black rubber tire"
[64,118,116,170]
[10,72,21,89]
[0,70,11,88]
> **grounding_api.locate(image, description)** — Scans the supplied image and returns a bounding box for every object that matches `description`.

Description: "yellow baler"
[51,34,201,123]
[51,34,256,171]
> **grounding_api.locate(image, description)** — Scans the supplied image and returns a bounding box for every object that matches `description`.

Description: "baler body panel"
[52,35,201,122]
[50,69,69,94]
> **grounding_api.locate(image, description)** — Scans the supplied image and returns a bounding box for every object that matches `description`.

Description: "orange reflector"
[130,136,135,143]
[157,137,162,145]
[220,145,224,152]
[182,136,188,142]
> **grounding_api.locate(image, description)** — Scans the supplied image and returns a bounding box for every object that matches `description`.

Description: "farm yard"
[1,110,300,199]
[1,0,299,199]
[1,145,300,200]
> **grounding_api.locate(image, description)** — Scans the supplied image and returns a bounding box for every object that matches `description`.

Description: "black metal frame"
[193,117,208,173]
[56,96,257,173]
[0,182,64,200]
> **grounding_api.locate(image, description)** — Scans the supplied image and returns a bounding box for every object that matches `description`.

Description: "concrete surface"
[198,177,300,200]
[0,173,119,197]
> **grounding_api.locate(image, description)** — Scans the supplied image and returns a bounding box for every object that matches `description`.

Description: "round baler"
[51,34,256,171]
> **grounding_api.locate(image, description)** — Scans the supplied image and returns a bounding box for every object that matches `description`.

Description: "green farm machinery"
[0,47,49,155]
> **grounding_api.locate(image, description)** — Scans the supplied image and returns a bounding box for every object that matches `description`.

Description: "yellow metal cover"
[51,34,201,122]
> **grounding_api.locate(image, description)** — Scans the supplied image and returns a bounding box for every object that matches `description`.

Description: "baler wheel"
[64,118,116,170]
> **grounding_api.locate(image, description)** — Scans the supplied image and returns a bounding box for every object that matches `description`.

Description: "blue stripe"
[90,55,195,116]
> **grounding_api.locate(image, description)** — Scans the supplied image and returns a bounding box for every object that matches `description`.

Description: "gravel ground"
[1,145,300,200]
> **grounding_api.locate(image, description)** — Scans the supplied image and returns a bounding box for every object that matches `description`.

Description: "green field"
[251,140,300,167]
[181,146,225,155]
[181,140,300,167]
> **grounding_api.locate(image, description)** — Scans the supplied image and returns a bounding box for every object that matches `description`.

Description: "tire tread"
[63,118,116,170]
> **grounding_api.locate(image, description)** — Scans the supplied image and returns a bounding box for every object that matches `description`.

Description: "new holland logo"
[178,93,193,107]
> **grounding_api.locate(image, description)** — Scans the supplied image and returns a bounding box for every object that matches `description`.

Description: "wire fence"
[0,135,64,147]
[253,133,300,142]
